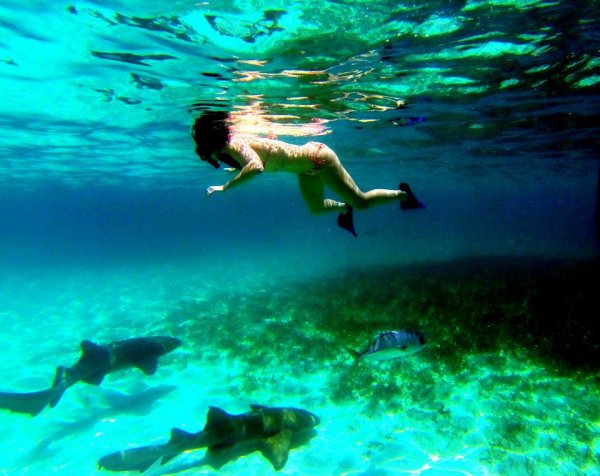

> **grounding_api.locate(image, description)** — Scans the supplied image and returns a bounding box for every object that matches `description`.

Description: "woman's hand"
[206,185,225,195]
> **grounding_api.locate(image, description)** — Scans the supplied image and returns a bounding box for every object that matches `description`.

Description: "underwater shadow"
[23,385,176,463]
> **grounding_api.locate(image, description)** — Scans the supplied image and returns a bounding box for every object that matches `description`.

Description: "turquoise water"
[1,1,599,475]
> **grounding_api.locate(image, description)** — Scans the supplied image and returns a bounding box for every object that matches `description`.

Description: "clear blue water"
[1,1,599,475]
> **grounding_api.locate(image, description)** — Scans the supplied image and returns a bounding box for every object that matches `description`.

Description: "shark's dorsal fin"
[0,389,52,416]
[204,406,232,431]
[77,340,111,385]
[80,340,102,355]
[161,428,195,464]
[167,428,193,446]
[261,429,292,471]
[135,356,158,375]
[250,404,269,412]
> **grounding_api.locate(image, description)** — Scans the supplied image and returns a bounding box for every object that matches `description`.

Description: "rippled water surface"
[1,0,598,187]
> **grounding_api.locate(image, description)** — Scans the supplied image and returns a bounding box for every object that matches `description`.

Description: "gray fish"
[347,330,426,362]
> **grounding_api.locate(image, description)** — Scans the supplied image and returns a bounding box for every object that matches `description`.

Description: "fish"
[97,404,320,472]
[346,330,426,362]
[0,336,181,416]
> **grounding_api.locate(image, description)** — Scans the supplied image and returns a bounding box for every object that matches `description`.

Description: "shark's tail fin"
[98,429,200,472]
[0,366,74,416]
[0,388,52,417]
[345,347,362,365]
[0,367,73,416]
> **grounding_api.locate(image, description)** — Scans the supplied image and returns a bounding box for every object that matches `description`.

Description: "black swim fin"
[399,183,425,210]
[337,204,357,237]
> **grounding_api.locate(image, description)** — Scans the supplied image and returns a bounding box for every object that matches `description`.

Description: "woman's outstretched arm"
[206,141,264,195]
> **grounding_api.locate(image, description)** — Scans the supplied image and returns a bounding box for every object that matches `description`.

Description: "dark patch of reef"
[163,255,599,411]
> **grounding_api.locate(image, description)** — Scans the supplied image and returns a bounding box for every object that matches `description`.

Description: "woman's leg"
[297,173,346,214]
[317,150,403,209]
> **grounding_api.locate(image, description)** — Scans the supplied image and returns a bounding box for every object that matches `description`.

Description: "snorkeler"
[192,111,424,236]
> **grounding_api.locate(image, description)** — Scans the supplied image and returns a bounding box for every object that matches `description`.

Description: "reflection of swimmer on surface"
[192,111,424,237]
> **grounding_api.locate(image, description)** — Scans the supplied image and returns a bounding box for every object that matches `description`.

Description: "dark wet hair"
[192,111,240,169]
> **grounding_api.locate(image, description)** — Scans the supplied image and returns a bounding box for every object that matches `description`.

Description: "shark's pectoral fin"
[261,429,292,471]
[135,357,158,375]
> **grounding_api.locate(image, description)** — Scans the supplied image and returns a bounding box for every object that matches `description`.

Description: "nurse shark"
[98,404,320,472]
[0,336,181,416]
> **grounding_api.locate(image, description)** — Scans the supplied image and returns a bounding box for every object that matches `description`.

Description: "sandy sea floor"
[0,256,599,476]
